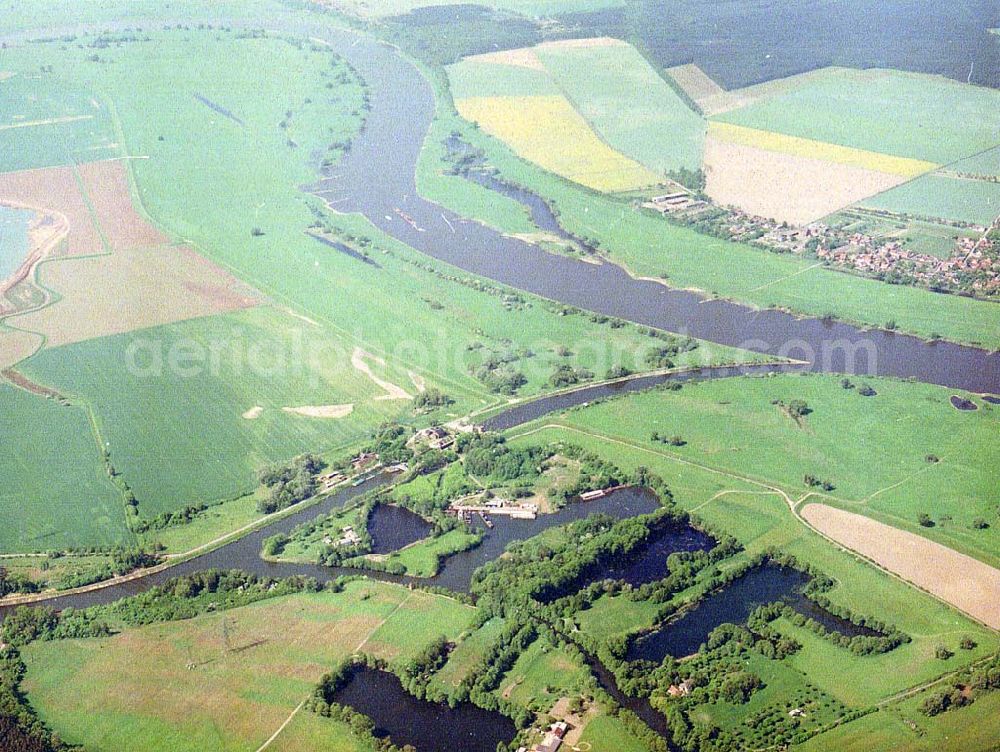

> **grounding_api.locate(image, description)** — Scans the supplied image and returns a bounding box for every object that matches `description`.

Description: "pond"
[368,503,433,554]
[331,666,517,752]
[0,204,34,283]
[537,520,716,602]
[626,563,879,662]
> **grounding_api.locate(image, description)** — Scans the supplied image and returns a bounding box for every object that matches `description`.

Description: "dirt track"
[801,503,1000,629]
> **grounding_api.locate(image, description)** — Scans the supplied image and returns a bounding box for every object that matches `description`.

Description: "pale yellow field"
[708,121,937,177]
[704,135,908,224]
[463,47,545,71]
[455,94,662,192]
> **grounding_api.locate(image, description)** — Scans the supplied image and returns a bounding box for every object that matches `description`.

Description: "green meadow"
[862,173,1000,226]
[534,41,705,172]
[714,67,1000,164]
[0,74,121,173]
[0,383,129,552]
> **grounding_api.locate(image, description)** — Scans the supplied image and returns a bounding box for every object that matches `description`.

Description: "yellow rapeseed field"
[455,94,662,192]
[708,121,937,178]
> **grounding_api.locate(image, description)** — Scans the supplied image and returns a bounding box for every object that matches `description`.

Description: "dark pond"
[626,563,879,663]
[983,395,1000,405]
[951,395,979,411]
[332,667,517,752]
[368,503,433,554]
[555,0,1000,89]
[538,521,715,602]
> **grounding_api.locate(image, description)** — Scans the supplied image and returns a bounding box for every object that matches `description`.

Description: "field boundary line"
[354,591,413,653]
[255,699,305,752]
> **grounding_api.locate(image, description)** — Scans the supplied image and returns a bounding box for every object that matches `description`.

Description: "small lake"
[332,667,517,752]
[537,521,715,602]
[368,503,433,554]
[0,204,34,282]
[626,563,879,662]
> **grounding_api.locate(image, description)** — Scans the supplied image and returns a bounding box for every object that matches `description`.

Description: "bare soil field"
[281,403,354,418]
[466,47,545,70]
[665,63,724,109]
[537,36,623,49]
[0,165,104,255]
[76,159,168,250]
[13,244,261,347]
[703,136,906,225]
[0,328,41,371]
[801,503,1000,629]
[351,347,412,400]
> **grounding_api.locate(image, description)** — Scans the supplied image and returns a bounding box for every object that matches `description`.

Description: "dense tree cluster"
[257,454,326,514]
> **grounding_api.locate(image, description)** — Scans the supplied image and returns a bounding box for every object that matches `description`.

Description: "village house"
[351,451,379,472]
[408,425,455,450]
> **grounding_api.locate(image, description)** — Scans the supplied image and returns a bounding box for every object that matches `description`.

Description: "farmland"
[0,383,129,552]
[713,67,1000,165]
[20,581,475,752]
[532,39,704,172]
[860,173,1000,227]
[429,59,1000,347]
[450,36,706,190]
[454,94,661,191]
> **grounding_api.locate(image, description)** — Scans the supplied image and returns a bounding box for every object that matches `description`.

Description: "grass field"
[501,633,590,709]
[861,173,1000,226]
[20,306,413,516]
[0,383,129,552]
[0,74,121,173]
[792,691,1000,752]
[430,617,506,694]
[514,374,1000,566]
[455,95,661,192]
[533,39,704,172]
[713,67,1000,165]
[948,145,1000,177]
[21,581,475,752]
[577,714,650,752]
[383,529,482,577]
